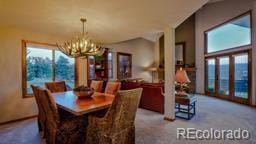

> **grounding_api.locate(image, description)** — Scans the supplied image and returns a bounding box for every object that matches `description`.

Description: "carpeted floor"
[0,95,255,144]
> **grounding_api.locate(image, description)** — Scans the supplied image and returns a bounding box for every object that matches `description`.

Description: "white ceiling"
[0,0,208,44]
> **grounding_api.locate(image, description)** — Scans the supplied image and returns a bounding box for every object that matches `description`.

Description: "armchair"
[86,88,143,144]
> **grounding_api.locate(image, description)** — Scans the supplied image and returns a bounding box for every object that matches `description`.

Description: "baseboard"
[0,115,37,126]
[164,117,175,122]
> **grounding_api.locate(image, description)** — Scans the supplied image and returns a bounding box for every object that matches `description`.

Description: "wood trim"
[22,40,57,47]
[0,115,37,126]
[204,11,252,55]
[22,40,78,98]
[164,117,175,122]
[21,40,27,98]
[204,46,251,58]
[117,52,132,79]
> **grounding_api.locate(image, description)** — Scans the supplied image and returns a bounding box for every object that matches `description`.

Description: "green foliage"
[55,56,74,80]
[26,55,74,82]
[26,56,52,81]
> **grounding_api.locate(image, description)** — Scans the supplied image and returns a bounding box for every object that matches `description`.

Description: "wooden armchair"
[38,88,87,144]
[90,80,103,92]
[104,82,121,95]
[31,85,46,137]
[86,88,143,144]
[45,81,67,93]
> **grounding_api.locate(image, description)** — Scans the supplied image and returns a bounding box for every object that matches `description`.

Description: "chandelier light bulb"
[57,18,105,58]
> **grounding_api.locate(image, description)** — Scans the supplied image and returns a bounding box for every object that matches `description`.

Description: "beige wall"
[0,26,87,123]
[107,38,155,82]
[195,0,256,105]
[175,14,195,65]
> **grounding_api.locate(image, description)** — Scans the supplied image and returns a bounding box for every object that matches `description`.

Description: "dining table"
[52,91,115,116]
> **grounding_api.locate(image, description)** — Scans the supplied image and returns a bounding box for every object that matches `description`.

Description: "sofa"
[121,81,164,114]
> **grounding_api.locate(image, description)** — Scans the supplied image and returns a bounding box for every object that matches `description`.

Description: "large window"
[22,40,77,98]
[206,13,251,53]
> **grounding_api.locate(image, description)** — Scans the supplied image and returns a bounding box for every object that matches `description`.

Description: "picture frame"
[175,42,186,66]
[117,52,132,79]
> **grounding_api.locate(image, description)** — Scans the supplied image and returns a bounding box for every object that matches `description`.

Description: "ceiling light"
[57,18,105,58]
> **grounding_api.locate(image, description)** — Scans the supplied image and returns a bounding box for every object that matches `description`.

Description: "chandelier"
[57,18,105,58]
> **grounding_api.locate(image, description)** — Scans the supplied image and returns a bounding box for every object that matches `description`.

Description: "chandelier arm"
[57,45,70,57]
[57,18,104,58]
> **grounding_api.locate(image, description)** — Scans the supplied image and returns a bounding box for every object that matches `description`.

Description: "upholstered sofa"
[121,81,164,114]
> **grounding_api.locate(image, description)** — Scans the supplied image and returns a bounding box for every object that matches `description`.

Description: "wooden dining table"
[52,91,115,116]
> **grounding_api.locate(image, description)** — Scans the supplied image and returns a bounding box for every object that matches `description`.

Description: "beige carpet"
[0,95,256,144]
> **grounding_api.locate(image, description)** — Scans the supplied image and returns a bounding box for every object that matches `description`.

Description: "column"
[164,26,176,121]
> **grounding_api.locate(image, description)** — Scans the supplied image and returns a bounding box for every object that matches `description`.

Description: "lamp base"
[175,91,188,97]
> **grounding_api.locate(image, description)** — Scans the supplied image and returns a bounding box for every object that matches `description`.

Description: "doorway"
[205,50,251,104]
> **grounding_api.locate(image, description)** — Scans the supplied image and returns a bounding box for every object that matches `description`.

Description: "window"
[218,57,229,95]
[22,40,77,98]
[206,59,215,93]
[234,54,248,99]
[206,13,251,53]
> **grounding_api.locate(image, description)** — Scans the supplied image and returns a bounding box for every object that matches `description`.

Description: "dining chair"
[31,85,46,138]
[45,81,67,93]
[104,81,121,95]
[86,88,143,144]
[38,87,87,144]
[90,80,103,92]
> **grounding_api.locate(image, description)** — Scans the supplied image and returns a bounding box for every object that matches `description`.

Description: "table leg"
[193,102,196,115]
[187,104,190,120]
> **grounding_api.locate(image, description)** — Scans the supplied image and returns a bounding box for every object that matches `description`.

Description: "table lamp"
[148,67,158,83]
[175,68,191,96]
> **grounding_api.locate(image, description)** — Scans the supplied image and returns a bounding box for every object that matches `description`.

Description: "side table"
[175,94,197,120]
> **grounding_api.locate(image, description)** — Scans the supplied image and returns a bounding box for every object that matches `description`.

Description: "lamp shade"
[175,68,191,83]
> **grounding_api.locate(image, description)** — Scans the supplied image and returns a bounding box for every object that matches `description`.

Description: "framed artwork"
[175,42,186,66]
[117,52,132,79]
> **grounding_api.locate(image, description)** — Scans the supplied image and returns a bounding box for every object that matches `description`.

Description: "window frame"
[204,11,252,55]
[22,40,78,98]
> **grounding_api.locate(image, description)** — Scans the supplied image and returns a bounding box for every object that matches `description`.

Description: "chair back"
[31,85,42,111]
[104,88,142,132]
[45,81,67,93]
[104,82,121,95]
[90,80,103,92]
[38,87,59,125]
[31,85,46,132]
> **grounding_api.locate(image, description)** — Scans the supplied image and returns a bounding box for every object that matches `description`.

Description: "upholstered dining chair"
[90,80,103,92]
[86,88,143,144]
[31,85,46,138]
[38,87,87,144]
[45,81,67,93]
[104,81,121,95]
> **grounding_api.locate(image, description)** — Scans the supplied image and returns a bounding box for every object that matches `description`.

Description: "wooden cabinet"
[87,49,113,85]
